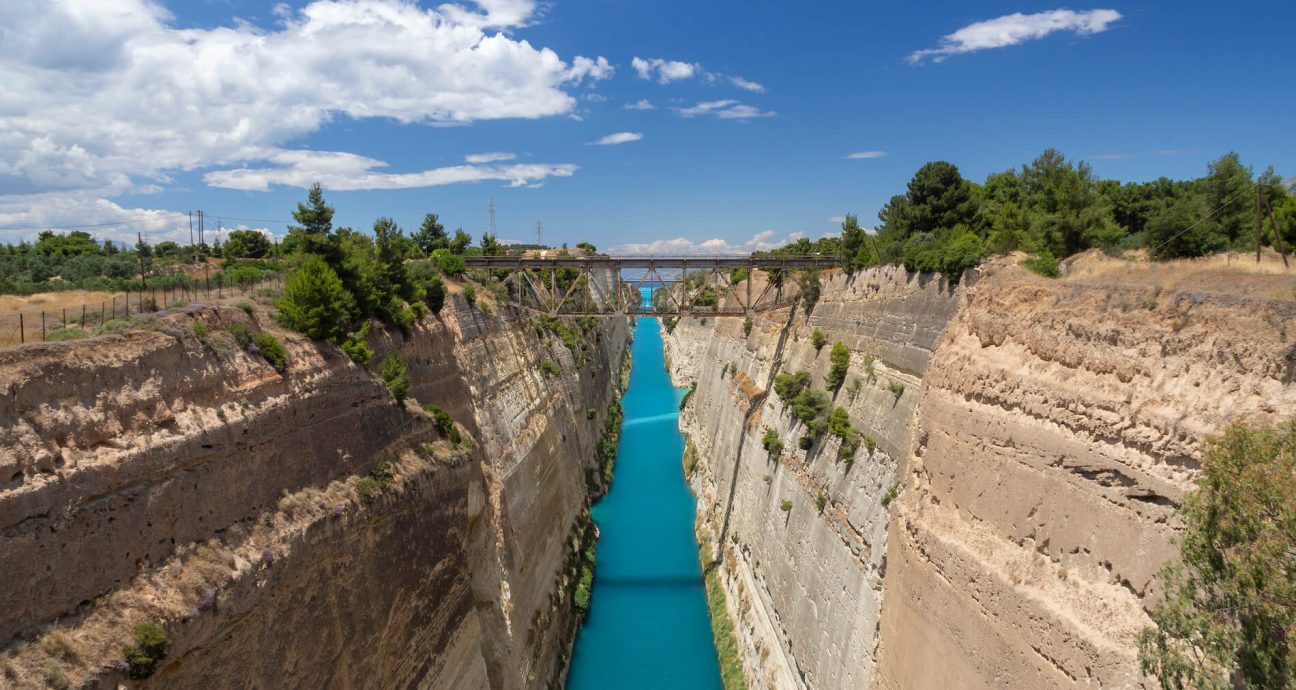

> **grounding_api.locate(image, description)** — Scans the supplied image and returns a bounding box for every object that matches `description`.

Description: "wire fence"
[0,273,284,348]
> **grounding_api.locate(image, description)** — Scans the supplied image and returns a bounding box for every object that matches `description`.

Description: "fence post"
[19,313,23,344]
[41,311,45,341]
[82,304,86,327]
[101,302,105,326]
[112,297,117,319]
[62,308,67,328]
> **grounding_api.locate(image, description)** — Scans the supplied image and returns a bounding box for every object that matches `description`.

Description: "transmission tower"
[487,197,496,237]
[536,221,543,247]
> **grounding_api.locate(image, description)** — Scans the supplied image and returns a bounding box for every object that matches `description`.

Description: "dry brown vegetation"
[1061,248,1296,302]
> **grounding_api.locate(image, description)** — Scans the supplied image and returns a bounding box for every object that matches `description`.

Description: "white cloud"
[611,230,804,255]
[908,9,1121,64]
[631,56,766,94]
[728,76,765,93]
[624,99,656,111]
[591,132,644,146]
[203,150,576,192]
[676,100,775,120]
[846,150,888,159]
[631,57,698,83]
[828,216,846,225]
[465,152,517,163]
[0,0,609,239]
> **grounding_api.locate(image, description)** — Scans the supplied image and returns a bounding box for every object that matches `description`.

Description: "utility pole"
[197,210,204,253]
[137,232,147,280]
[188,211,194,263]
[1256,183,1264,263]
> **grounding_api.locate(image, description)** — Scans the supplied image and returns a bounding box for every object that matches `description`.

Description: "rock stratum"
[665,259,1296,689]
[0,295,627,690]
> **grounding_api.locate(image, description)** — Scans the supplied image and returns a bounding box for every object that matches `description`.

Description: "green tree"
[35,230,101,257]
[480,232,501,256]
[826,342,850,390]
[1199,152,1254,247]
[413,212,449,254]
[283,183,340,262]
[1138,418,1296,690]
[275,255,354,341]
[449,228,472,254]
[222,229,272,258]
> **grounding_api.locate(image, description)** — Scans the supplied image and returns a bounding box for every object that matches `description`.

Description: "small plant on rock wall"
[761,427,784,459]
[847,376,862,403]
[587,407,597,420]
[251,332,287,373]
[780,499,793,512]
[540,360,562,377]
[881,484,900,507]
[864,436,876,456]
[380,352,410,403]
[743,317,753,337]
[862,354,877,383]
[887,380,905,402]
[811,328,827,352]
[122,623,171,679]
[816,491,828,513]
[826,342,850,391]
[341,322,374,365]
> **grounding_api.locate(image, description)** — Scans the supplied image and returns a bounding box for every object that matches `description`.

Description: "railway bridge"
[460,254,839,317]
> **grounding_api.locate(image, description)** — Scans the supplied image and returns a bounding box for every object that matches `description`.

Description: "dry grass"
[1062,248,1296,302]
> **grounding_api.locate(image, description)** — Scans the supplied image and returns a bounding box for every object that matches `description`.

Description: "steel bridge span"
[460,254,839,317]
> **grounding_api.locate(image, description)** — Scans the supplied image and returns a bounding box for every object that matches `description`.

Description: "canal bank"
[566,316,723,690]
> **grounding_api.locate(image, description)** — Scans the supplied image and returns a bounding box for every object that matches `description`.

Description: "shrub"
[122,623,170,679]
[773,371,811,404]
[423,404,461,444]
[355,476,382,505]
[863,436,876,455]
[540,360,562,377]
[826,342,850,390]
[1020,251,1061,278]
[235,301,255,315]
[761,427,784,458]
[791,388,830,430]
[251,332,287,372]
[680,380,697,410]
[192,321,209,338]
[1137,418,1296,690]
[798,436,814,450]
[815,491,828,513]
[435,252,465,277]
[742,317,753,337]
[226,322,253,348]
[380,352,410,403]
[275,255,354,341]
[587,407,597,420]
[827,407,851,437]
[45,327,88,342]
[881,484,900,507]
[888,380,906,401]
[780,499,793,512]
[847,377,862,402]
[341,321,373,365]
[462,284,476,306]
[425,275,446,313]
[811,328,827,351]
[861,354,877,383]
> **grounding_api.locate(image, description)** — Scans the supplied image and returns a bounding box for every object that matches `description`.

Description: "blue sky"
[1,0,1292,252]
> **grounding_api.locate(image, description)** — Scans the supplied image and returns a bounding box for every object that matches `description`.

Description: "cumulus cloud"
[675,100,775,120]
[624,99,656,111]
[908,9,1121,64]
[0,0,607,238]
[846,150,888,159]
[631,57,699,83]
[203,150,576,191]
[631,56,765,93]
[465,152,517,163]
[611,230,804,255]
[591,132,644,146]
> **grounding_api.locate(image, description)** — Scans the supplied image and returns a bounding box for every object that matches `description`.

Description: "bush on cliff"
[1138,418,1296,690]
[826,342,850,391]
[275,254,354,342]
[122,623,170,679]
[380,352,410,404]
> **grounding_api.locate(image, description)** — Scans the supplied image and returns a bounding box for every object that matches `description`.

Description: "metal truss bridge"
[461,254,839,317]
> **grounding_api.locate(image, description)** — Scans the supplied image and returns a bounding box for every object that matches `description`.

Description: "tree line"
[776,150,1293,281]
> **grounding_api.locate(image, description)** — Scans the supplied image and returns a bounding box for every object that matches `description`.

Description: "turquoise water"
[566,312,723,690]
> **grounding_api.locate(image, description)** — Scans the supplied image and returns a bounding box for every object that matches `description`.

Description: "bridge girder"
[462,254,836,317]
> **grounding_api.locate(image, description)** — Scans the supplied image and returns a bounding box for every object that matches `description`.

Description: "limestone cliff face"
[666,262,1296,689]
[665,268,961,690]
[0,295,627,690]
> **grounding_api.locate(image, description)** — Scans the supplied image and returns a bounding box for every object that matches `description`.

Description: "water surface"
[566,314,722,690]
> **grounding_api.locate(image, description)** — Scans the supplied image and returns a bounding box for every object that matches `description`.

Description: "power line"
[1149,181,1259,256]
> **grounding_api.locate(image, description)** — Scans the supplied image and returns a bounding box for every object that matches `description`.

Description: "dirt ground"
[1061,248,1296,302]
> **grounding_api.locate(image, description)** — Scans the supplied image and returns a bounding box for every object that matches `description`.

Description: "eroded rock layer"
[666,262,1296,689]
[0,295,627,690]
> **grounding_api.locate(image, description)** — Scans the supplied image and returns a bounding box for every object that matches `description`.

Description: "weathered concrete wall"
[0,294,627,690]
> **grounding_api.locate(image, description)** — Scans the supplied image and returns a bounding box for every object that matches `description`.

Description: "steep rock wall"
[667,262,1296,689]
[0,295,627,690]
[665,268,961,690]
